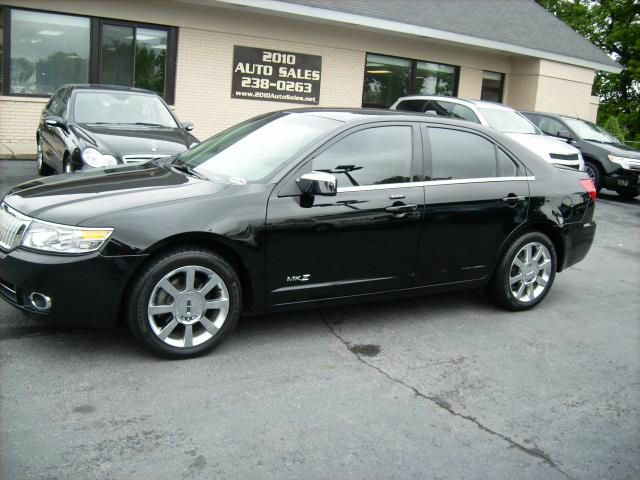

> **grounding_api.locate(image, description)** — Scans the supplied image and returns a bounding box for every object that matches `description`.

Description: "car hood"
[583,140,640,159]
[3,162,229,226]
[505,133,580,158]
[72,123,193,160]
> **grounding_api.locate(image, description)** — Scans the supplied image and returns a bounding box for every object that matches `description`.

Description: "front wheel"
[126,247,242,359]
[487,232,557,311]
[584,161,602,192]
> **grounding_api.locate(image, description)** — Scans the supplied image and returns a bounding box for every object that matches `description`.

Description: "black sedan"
[0,109,596,358]
[36,84,199,175]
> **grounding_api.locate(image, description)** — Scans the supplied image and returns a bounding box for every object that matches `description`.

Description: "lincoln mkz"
[0,109,596,358]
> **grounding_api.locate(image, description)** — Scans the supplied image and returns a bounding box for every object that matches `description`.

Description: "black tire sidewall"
[127,249,242,359]
[489,232,557,311]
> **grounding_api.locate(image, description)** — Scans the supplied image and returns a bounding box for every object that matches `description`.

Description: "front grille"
[550,153,580,161]
[122,154,172,164]
[0,203,31,251]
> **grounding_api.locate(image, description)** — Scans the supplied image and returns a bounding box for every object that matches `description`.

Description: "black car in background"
[36,85,199,175]
[521,111,640,199]
[1,109,596,359]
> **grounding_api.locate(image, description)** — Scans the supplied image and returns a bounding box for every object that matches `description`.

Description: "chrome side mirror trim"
[296,171,337,196]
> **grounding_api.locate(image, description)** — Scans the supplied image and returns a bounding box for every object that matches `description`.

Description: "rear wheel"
[616,187,640,200]
[36,137,53,176]
[487,232,557,311]
[584,161,602,192]
[126,247,242,359]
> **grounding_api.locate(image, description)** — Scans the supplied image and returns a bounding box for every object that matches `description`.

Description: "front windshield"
[562,118,620,144]
[73,91,178,127]
[478,107,541,134]
[174,112,341,182]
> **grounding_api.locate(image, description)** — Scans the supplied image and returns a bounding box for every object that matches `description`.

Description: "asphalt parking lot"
[0,160,638,480]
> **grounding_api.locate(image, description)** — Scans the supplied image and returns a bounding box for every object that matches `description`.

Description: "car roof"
[394,95,512,110]
[62,84,159,96]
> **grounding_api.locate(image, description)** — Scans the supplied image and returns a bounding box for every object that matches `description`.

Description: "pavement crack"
[319,311,575,480]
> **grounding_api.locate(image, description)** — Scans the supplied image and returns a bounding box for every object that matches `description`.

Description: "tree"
[538,0,640,143]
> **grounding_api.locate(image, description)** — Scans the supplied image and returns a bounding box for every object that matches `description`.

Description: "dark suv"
[521,111,640,199]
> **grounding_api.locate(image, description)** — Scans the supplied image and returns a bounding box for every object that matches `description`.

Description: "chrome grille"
[122,154,171,164]
[0,203,31,251]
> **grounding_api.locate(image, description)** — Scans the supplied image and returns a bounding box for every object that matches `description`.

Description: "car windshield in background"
[73,91,178,127]
[174,112,341,182]
[562,118,621,144]
[478,107,540,135]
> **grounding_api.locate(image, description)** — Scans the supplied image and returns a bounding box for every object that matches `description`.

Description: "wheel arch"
[117,232,256,322]
[490,221,566,278]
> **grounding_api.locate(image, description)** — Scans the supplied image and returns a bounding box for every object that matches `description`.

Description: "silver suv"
[390,96,584,171]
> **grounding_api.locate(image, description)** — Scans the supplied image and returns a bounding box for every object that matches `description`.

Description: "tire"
[487,232,557,311]
[616,187,640,200]
[584,161,602,192]
[126,247,242,359]
[36,137,53,176]
[63,155,73,174]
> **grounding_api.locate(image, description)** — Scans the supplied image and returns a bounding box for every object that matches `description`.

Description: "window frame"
[361,52,460,108]
[1,6,178,103]
[480,70,505,103]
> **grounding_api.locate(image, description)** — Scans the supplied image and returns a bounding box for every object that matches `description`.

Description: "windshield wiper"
[171,163,208,180]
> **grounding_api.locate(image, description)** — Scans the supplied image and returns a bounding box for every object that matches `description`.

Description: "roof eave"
[209,0,623,74]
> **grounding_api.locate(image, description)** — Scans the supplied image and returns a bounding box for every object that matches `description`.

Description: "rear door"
[265,123,424,305]
[414,125,530,285]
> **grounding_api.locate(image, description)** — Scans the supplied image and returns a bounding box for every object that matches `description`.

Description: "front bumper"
[0,247,146,328]
[602,167,640,190]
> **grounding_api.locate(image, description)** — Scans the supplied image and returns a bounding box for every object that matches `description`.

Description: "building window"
[100,22,169,97]
[363,53,459,108]
[481,71,504,103]
[1,7,177,103]
[9,10,90,95]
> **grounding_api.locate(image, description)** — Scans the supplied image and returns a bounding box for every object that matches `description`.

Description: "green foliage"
[538,0,640,143]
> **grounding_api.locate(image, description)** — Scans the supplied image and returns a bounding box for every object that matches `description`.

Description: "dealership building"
[0,0,622,150]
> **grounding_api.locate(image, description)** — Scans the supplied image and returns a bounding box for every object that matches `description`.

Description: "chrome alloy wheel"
[509,242,552,303]
[147,265,230,348]
[585,164,597,183]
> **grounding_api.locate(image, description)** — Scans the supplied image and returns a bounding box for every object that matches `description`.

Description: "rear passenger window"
[451,104,480,123]
[428,128,518,180]
[313,126,412,186]
[395,100,427,112]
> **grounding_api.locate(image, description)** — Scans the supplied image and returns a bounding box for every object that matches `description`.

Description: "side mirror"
[296,171,337,196]
[182,121,194,131]
[45,115,66,128]
[557,129,574,142]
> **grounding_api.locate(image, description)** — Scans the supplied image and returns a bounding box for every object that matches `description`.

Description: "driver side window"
[312,126,413,187]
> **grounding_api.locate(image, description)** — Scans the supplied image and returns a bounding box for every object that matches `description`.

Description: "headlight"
[82,148,117,168]
[608,155,635,170]
[22,220,113,254]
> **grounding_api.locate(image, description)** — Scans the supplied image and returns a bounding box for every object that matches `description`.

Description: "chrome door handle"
[385,204,418,213]
[502,195,526,203]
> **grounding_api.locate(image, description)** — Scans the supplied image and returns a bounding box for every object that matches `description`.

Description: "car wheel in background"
[487,231,557,311]
[63,156,74,174]
[584,161,602,192]
[616,187,640,200]
[36,137,53,176]
[126,247,242,359]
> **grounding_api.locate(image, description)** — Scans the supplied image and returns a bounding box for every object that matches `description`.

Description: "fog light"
[617,178,630,187]
[28,292,52,311]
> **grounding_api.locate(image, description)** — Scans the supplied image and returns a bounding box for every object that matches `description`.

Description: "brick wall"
[0,97,46,144]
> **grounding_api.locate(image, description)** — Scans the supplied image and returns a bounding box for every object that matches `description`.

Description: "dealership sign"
[231,46,322,105]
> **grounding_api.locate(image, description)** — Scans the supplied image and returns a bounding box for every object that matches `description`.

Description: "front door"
[414,125,530,285]
[266,124,424,305]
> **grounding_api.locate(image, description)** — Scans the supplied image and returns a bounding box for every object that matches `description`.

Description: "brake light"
[580,179,597,201]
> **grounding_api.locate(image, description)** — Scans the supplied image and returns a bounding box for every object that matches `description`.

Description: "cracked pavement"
[1,161,639,479]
